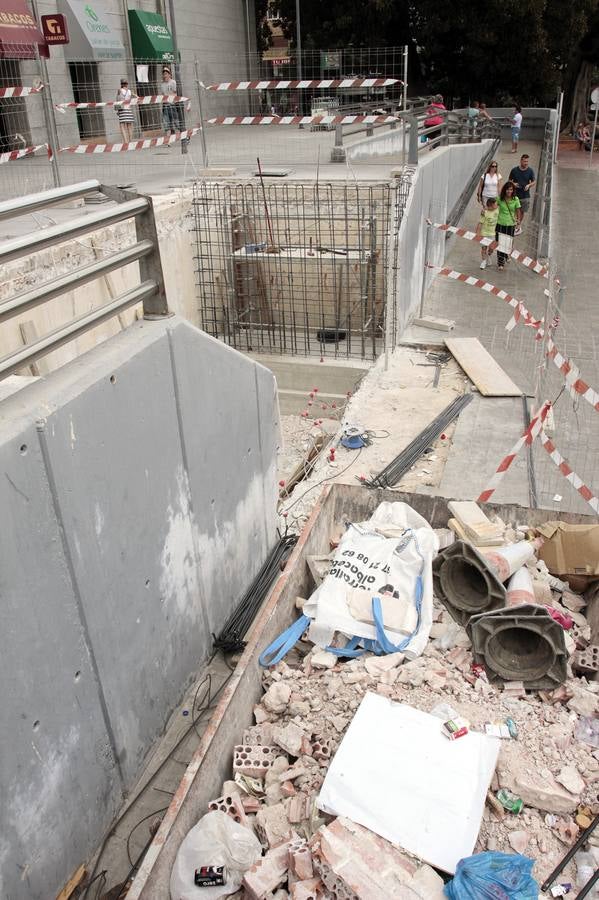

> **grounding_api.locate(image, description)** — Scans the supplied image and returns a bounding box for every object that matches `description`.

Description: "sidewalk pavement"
[403,137,599,516]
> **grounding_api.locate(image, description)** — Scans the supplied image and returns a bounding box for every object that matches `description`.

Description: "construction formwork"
[192,180,401,361]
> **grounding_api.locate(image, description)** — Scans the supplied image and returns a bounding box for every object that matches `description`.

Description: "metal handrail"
[0,181,169,383]
[0,180,101,223]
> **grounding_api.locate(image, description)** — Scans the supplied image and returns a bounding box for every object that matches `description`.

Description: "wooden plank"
[445,337,522,396]
[55,864,86,900]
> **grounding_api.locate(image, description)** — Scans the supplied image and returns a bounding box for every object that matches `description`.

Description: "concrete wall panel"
[0,422,120,900]
[0,315,278,898]
[167,325,279,635]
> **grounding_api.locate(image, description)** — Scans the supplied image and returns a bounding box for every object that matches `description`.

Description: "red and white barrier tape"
[0,84,43,98]
[56,94,190,110]
[0,143,51,164]
[432,266,599,414]
[59,127,200,154]
[432,266,543,332]
[429,222,548,277]
[205,77,400,91]
[545,338,599,411]
[539,429,599,514]
[478,402,551,504]
[208,113,398,126]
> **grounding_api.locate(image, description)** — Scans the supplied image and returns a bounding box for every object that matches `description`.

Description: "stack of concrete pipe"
[432,540,568,690]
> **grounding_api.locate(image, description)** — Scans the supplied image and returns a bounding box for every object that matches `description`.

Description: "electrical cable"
[280,446,364,516]
[82,664,233,898]
[126,807,169,867]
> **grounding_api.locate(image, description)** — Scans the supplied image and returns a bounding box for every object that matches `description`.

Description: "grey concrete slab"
[438,394,531,507]
[0,315,279,899]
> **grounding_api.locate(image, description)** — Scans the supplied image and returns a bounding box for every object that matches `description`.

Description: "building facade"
[0,0,256,150]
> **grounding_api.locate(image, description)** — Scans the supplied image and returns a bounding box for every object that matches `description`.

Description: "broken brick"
[289,878,323,900]
[233,744,278,779]
[207,790,248,827]
[289,843,314,880]
[243,840,291,900]
[255,802,293,848]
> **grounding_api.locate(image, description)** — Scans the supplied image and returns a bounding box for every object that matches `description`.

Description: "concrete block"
[273,722,306,757]
[290,878,323,900]
[255,802,294,848]
[233,744,278,779]
[498,744,581,814]
[311,816,419,899]
[413,315,455,332]
[243,840,291,899]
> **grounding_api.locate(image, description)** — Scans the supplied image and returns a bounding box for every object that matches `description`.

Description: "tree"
[558,2,599,131]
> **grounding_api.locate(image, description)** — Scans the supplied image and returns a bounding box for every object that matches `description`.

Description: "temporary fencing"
[58,127,200,155]
[0,45,410,199]
[538,430,599,514]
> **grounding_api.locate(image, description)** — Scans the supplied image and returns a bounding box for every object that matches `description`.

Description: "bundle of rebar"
[213,533,298,654]
[363,393,473,488]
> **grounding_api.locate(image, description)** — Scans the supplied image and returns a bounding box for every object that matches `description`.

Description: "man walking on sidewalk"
[509,154,536,235]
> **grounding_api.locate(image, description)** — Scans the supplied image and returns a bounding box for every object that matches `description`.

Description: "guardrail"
[334,106,503,164]
[530,119,555,258]
[0,179,168,382]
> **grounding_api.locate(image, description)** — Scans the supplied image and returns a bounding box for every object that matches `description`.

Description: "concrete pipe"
[467,603,568,690]
[432,540,507,627]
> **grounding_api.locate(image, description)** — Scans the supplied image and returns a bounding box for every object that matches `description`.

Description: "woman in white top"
[477,160,502,206]
[116,79,136,142]
[511,105,523,152]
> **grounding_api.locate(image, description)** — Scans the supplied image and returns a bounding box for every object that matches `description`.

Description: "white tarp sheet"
[317,692,500,874]
[304,501,438,659]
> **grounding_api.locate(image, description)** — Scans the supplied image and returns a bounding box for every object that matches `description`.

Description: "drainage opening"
[485,626,554,681]
[439,558,489,612]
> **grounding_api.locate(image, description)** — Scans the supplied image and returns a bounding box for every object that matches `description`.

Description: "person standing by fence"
[116,79,135,143]
[425,94,446,149]
[160,66,177,139]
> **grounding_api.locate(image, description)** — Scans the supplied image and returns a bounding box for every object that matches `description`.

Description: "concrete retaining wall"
[0,316,278,900]
[1,191,197,372]
[389,140,494,339]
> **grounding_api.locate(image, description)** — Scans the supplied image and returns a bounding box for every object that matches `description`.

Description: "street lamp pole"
[295,0,302,80]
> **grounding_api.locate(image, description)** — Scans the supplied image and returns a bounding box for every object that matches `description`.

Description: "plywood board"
[445,337,522,396]
[318,692,500,874]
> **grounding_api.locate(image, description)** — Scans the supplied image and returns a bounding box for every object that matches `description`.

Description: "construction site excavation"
[1,20,599,900]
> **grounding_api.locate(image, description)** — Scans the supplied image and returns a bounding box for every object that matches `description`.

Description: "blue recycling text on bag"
[444,851,538,900]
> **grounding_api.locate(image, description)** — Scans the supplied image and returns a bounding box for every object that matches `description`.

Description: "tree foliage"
[259,0,599,114]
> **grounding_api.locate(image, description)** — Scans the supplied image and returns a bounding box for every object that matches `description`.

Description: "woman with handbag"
[495,182,521,270]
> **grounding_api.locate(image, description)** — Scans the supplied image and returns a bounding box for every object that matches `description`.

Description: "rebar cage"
[192,180,396,361]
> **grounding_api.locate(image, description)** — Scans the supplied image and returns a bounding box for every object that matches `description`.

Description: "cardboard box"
[538,522,599,577]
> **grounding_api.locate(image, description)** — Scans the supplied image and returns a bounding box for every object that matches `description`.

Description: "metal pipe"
[194,58,209,168]
[0,281,157,382]
[541,813,599,891]
[0,180,101,222]
[0,197,149,265]
[407,115,419,164]
[30,0,61,187]
[0,241,153,323]
[577,867,599,899]
[402,45,408,111]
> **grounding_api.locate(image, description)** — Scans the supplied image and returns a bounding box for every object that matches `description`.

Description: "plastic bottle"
[576,850,598,895]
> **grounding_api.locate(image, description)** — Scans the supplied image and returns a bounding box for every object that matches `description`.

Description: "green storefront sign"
[128,9,178,62]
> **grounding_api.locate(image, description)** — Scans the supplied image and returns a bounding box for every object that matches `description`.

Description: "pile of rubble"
[172,502,599,899]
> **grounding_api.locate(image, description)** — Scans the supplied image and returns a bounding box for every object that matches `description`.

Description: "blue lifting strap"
[259,614,310,668]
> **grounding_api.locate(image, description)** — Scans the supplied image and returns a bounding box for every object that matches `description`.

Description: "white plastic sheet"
[304,501,438,658]
[317,692,500,874]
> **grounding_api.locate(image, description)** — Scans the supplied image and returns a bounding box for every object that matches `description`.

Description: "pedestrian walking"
[425,94,446,148]
[511,104,523,152]
[160,66,177,138]
[477,160,502,206]
[509,153,535,233]
[495,182,521,270]
[116,79,135,143]
[476,197,499,269]
[478,103,493,122]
